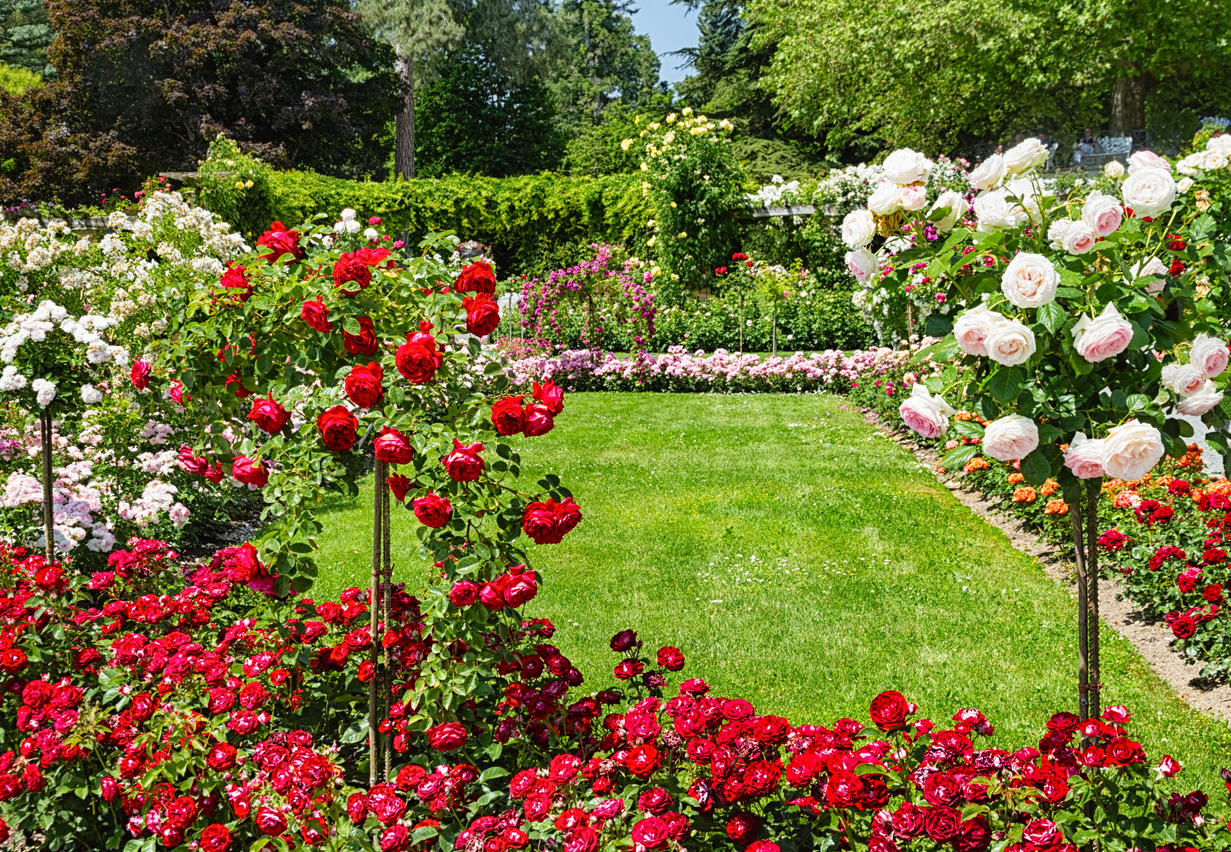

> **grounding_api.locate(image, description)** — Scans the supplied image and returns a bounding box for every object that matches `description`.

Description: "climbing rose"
[232,456,269,487]
[395,326,442,384]
[301,298,332,332]
[463,293,500,337]
[344,317,379,355]
[491,397,527,436]
[317,405,359,452]
[345,362,384,409]
[443,439,485,482]
[388,475,411,502]
[374,427,413,465]
[533,380,564,415]
[454,261,497,295]
[524,403,555,437]
[130,361,152,390]
[413,492,452,528]
[247,395,289,434]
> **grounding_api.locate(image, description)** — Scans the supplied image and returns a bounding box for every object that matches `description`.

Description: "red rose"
[491,397,527,435]
[503,570,538,607]
[232,456,269,487]
[130,360,152,390]
[345,362,384,409]
[366,783,406,826]
[166,795,198,829]
[1205,584,1223,602]
[1172,614,1198,639]
[725,813,758,843]
[454,262,497,295]
[301,817,329,847]
[426,721,467,751]
[957,816,990,852]
[301,298,333,332]
[413,492,452,527]
[255,806,288,836]
[522,502,558,544]
[532,380,564,415]
[655,646,684,671]
[869,690,911,731]
[344,317,380,355]
[891,803,925,839]
[462,293,500,337]
[346,792,368,824]
[626,744,660,778]
[248,395,289,434]
[449,581,479,606]
[1020,818,1061,849]
[751,715,789,745]
[220,263,251,303]
[380,825,410,852]
[631,817,668,849]
[825,770,862,809]
[199,824,232,852]
[1106,736,1145,765]
[334,252,374,295]
[0,649,26,673]
[206,742,237,770]
[317,405,359,451]
[923,806,961,844]
[443,439,485,481]
[374,427,413,464]
[563,827,599,852]
[395,328,442,384]
[523,403,554,437]
[160,826,185,848]
[257,221,303,263]
[388,474,411,502]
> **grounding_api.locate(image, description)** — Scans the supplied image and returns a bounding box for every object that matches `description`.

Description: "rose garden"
[5,4,1231,850]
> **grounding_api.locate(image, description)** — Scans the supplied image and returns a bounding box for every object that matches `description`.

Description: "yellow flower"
[647,219,656,227]
[621,138,633,151]
[640,162,649,172]
[634,115,642,125]
[678,231,688,238]
[648,122,660,131]
[670,201,677,208]
[666,113,677,124]
[682,107,693,116]
[244,180,253,189]
[651,266,660,276]
[647,236,657,247]
[663,131,675,144]
[234,180,245,190]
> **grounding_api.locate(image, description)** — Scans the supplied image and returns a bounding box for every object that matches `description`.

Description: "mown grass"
[306,393,1231,791]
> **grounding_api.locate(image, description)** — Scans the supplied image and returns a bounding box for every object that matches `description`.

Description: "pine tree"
[0,0,52,77]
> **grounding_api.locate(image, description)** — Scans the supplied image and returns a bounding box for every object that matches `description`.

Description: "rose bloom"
[968,153,1006,191]
[443,439,485,481]
[1101,420,1164,481]
[333,251,374,295]
[449,580,479,606]
[882,147,931,185]
[344,316,379,355]
[866,182,902,216]
[395,330,442,384]
[232,456,269,487]
[1071,302,1133,362]
[1190,333,1229,379]
[983,318,1036,366]
[898,184,928,212]
[492,397,527,435]
[953,304,1004,357]
[1128,150,1171,173]
[982,415,1039,462]
[973,189,1026,231]
[256,221,302,262]
[1003,137,1048,173]
[841,209,875,249]
[1000,252,1059,308]
[1122,167,1176,217]
[523,403,555,437]
[928,190,965,232]
[130,360,152,390]
[374,427,413,465]
[301,298,332,332]
[1176,380,1223,416]
[388,474,411,502]
[454,262,497,295]
[345,362,384,409]
[657,646,685,671]
[1063,432,1106,479]
[317,405,359,452]
[844,248,878,285]
[413,492,452,527]
[426,721,467,751]
[1162,363,1206,396]
[463,293,501,337]
[248,395,289,434]
[1047,218,1097,255]
[1081,190,1123,236]
[898,384,955,439]
[869,690,911,731]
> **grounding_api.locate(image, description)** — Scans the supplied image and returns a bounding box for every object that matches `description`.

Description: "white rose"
[845,248,879,285]
[882,148,932,186]
[867,182,902,216]
[1128,150,1170,174]
[1047,219,1097,255]
[841,209,876,249]
[983,318,1036,366]
[1175,380,1224,416]
[1128,256,1168,295]
[898,384,956,439]
[1003,178,1047,218]
[1081,190,1123,237]
[80,384,103,404]
[1176,153,1205,177]
[899,184,928,212]
[1191,333,1230,379]
[364,228,379,240]
[983,415,1040,462]
[1208,134,1231,155]
[1004,138,1048,174]
[1063,432,1106,479]
[1178,177,1194,194]
[340,208,357,221]
[1104,160,1126,179]
[968,154,1007,191]
[1203,151,1229,171]
[0,365,25,391]
[1121,167,1176,217]
[1000,252,1059,308]
[1071,302,1134,363]
[1162,363,1206,396]
[31,377,55,407]
[927,190,966,232]
[345,219,361,234]
[953,304,1005,357]
[973,190,1026,232]
[1101,421,1164,481]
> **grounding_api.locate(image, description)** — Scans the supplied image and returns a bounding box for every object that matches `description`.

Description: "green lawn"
[306,393,1231,790]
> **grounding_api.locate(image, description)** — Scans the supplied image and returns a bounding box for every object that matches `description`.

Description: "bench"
[1074,137,1132,171]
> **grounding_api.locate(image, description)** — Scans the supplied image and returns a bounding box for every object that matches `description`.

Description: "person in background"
[1073,127,1097,165]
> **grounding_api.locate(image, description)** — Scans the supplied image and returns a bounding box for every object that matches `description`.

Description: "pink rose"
[1081,190,1123,237]
[1071,303,1133,362]
[898,384,954,439]
[1063,433,1106,479]
[952,304,1004,357]
[982,415,1039,462]
[1191,333,1229,379]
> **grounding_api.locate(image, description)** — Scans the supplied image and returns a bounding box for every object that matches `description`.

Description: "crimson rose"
[454,261,497,295]
[248,395,289,434]
[388,475,412,502]
[219,263,251,302]
[334,251,374,295]
[256,221,303,263]
[199,824,232,852]
[395,329,442,384]
[491,397,527,436]
[869,690,911,731]
[317,405,359,452]
[301,298,333,332]
[232,456,269,487]
[463,293,500,337]
[443,439,485,482]
[344,317,379,355]
[345,362,384,409]
[413,492,452,527]
[426,721,467,751]
[130,361,152,390]
[524,403,554,437]
[374,427,413,465]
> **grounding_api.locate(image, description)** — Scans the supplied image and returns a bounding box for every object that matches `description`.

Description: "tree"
[39,0,397,185]
[0,0,52,77]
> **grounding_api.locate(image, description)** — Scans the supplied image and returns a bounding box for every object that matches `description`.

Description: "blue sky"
[629,1,697,85]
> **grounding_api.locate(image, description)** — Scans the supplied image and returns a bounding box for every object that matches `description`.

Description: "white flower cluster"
[334,208,362,235]
[0,300,128,407]
[1176,133,1231,178]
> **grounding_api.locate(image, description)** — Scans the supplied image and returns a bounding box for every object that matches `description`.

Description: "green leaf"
[925,313,953,337]
[989,368,1022,405]
[940,445,979,470]
[951,419,985,439]
[1037,302,1067,335]
[1020,449,1052,485]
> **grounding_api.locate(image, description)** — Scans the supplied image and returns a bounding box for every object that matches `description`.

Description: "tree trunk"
[1109,75,1146,137]
[395,53,416,179]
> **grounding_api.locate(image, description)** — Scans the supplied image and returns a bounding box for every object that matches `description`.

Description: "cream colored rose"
[1191,333,1229,378]
[844,248,879,285]
[898,384,955,439]
[1081,190,1123,237]
[1176,153,1205,176]
[899,184,928,212]
[1128,150,1170,173]
[968,154,1006,191]
[1063,432,1106,479]
[1101,421,1164,480]
[1047,219,1097,255]
[867,182,902,216]
[1208,134,1231,155]
[1003,178,1046,218]
[1071,302,1133,363]
[882,148,932,186]
[1202,151,1229,171]
[1122,168,1176,217]
[1162,363,1206,396]
[1000,252,1059,308]
[983,415,1040,462]
[1176,380,1224,416]
[973,190,1026,232]
[984,318,1036,366]
[841,209,876,250]
[953,303,1005,357]
[1104,160,1125,179]
[1004,138,1048,174]
[1128,256,1168,295]
[927,190,966,232]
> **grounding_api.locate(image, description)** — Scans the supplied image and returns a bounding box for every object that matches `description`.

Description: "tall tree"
[0,0,52,77]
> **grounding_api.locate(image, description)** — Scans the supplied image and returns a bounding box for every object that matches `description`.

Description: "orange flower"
[1012,487,1037,503]
[1040,478,1059,497]
[1007,473,1025,485]
[1112,490,1141,509]
[963,457,990,473]
[955,410,975,421]
[1044,499,1069,515]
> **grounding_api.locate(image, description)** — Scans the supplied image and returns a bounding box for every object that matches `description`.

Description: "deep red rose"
[463,293,500,337]
[532,380,564,415]
[257,221,303,263]
[611,630,640,652]
[345,362,384,408]
[366,783,406,826]
[206,742,237,771]
[130,360,152,390]
[199,824,232,852]
[657,647,685,671]
[380,825,410,852]
[563,827,599,852]
[869,690,911,731]
[317,405,359,452]
[301,298,333,332]
[248,395,289,434]
[346,792,368,824]
[160,826,185,848]
[631,817,668,849]
[454,262,497,295]
[522,498,582,544]
[1205,584,1224,602]
[1021,818,1061,849]
[300,818,329,847]
[957,816,990,852]
[426,722,467,751]
[374,427,413,465]
[334,252,374,295]
[443,439,485,481]
[344,317,380,355]
[503,570,538,607]
[923,806,961,843]
[725,813,758,843]
[395,329,442,384]
[413,492,452,527]
[614,658,643,680]
[449,581,479,606]
[220,263,251,303]
[232,456,269,487]
[491,397,527,436]
[892,803,925,839]
[255,806,287,836]
[1172,614,1198,639]
[1106,736,1145,765]
[388,474,412,502]
[523,404,554,437]
[166,795,198,829]
[626,744,660,778]
[825,770,862,809]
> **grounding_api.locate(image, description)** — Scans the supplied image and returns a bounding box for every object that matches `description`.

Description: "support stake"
[368,459,386,786]
[39,409,54,561]
[1069,492,1089,722]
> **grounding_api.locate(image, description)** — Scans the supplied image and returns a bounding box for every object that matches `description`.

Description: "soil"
[876,420,1231,725]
